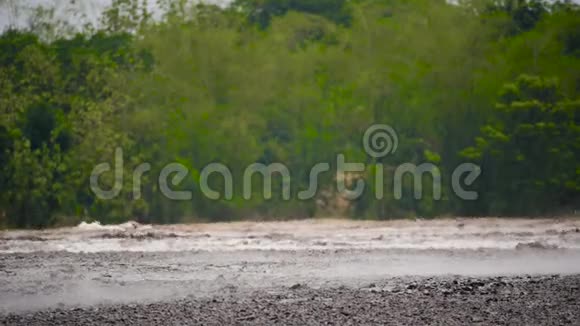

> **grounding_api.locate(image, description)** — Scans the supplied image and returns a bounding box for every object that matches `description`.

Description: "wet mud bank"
[2,218,580,253]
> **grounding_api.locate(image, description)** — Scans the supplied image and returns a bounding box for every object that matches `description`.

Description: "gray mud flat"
[1,219,580,324]
[1,275,579,325]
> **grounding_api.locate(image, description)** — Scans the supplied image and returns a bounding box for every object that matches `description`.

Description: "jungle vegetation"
[0,0,578,227]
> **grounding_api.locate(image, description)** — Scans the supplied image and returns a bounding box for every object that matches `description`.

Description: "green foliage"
[234,0,352,28]
[0,0,579,228]
[461,75,580,215]
[0,28,147,227]
[484,0,549,35]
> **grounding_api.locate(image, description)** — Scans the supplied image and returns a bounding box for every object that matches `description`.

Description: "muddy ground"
[1,219,580,325]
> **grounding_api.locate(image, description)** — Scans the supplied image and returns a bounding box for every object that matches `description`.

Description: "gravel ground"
[2,274,579,325]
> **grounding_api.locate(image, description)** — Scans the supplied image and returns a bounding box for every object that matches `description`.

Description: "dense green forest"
[0,0,579,228]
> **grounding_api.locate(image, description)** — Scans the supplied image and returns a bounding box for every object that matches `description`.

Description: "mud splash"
[1,218,580,253]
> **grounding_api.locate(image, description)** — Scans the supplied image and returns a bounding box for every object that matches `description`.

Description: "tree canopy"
[0,0,579,228]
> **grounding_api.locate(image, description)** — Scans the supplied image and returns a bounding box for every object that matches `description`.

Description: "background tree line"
[0,0,578,228]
